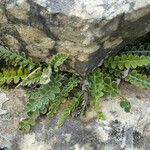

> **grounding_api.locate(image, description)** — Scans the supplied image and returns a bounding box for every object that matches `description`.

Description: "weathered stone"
[0,0,150,74]
[0,93,9,115]
[0,82,150,150]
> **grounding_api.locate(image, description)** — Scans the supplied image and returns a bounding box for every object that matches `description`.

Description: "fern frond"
[20,67,42,86]
[87,68,105,118]
[0,47,36,69]
[0,68,30,86]
[49,53,69,72]
[122,43,150,56]
[19,118,35,133]
[47,75,80,118]
[0,50,69,87]
[19,74,63,132]
[57,91,83,127]
[126,70,150,88]
[121,43,150,72]
[103,77,120,96]
[24,74,63,113]
[39,66,52,84]
[19,111,38,133]
[104,54,150,70]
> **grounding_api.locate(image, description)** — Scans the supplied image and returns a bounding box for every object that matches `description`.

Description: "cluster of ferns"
[0,42,150,132]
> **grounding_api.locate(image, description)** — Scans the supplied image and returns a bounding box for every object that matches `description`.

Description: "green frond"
[103,77,120,96]
[87,68,105,119]
[20,68,42,86]
[47,75,80,118]
[0,47,36,70]
[0,67,30,86]
[57,91,83,127]
[19,118,35,133]
[19,74,63,131]
[47,98,62,118]
[49,52,69,72]
[39,66,52,84]
[24,74,63,113]
[104,54,150,70]
[2,41,149,132]
[19,111,38,133]
[107,69,123,78]
[122,43,150,56]
[60,75,80,97]
[121,43,150,71]
[126,70,150,88]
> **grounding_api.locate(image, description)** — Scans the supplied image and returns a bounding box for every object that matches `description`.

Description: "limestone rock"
[0,0,150,74]
[0,82,150,150]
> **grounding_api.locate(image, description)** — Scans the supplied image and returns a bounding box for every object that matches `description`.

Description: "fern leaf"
[0,68,30,86]
[57,91,83,127]
[104,54,150,70]
[126,70,150,88]
[103,77,120,96]
[47,75,80,118]
[121,43,150,71]
[19,118,34,133]
[20,68,42,86]
[19,74,63,132]
[0,47,36,70]
[19,111,38,133]
[24,74,63,113]
[120,99,131,112]
[39,66,52,84]
[87,68,104,118]
[49,53,69,72]
[122,43,150,56]
[18,66,52,86]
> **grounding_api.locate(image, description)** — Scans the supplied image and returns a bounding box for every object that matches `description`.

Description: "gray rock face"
[0,0,150,74]
[0,83,150,150]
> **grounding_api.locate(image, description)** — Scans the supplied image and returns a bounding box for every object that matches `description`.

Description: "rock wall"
[0,0,150,75]
[0,82,150,150]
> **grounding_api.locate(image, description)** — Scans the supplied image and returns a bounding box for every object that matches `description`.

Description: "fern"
[0,48,69,87]
[19,118,36,133]
[0,47,36,70]
[24,74,63,113]
[39,66,52,84]
[120,99,131,112]
[0,67,30,85]
[1,41,150,132]
[57,91,83,127]
[48,53,69,72]
[19,74,63,132]
[38,53,68,84]
[104,54,150,70]
[19,67,42,86]
[47,75,80,118]
[17,53,68,87]
[103,77,121,96]
[126,70,150,88]
[123,43,150,56]
[87,68,105,119]
[123,43,150,71]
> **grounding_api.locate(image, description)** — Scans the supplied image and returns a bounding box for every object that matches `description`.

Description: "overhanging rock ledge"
[0,0,150,75]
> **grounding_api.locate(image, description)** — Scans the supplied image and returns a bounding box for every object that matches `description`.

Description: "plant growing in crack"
[0,42,150,132]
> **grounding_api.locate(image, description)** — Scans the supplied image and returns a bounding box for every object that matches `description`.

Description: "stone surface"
[0,82,150,150]
[0,0,150,75]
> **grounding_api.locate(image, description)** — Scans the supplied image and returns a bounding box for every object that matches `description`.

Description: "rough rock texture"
[0,82,150,150]
[0,0,150,75]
